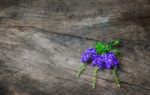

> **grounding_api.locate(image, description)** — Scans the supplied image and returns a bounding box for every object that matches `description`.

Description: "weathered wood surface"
[0,0,150,95]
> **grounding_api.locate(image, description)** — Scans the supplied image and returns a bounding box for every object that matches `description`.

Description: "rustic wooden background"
[0,0,150,95]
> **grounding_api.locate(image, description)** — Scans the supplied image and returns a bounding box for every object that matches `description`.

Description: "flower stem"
[112,67,121,87]
[92,66,99,89]
[76,63,86,78]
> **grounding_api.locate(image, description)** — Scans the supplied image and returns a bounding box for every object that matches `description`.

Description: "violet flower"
[104,52,119,69]
[91,52,119,70]
[92,55,105,69]
[77,39,122,88]
[80,48,97,63]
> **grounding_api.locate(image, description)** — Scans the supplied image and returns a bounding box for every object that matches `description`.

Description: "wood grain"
[0,0,150,95]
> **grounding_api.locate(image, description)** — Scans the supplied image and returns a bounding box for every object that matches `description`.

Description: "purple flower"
[80,48,97,63]
[105,58,114,69]
[81,48,119,70]
[92,55,105,69]
[80,52,91,63]
[104,52,119,69]
[91,52,119,69]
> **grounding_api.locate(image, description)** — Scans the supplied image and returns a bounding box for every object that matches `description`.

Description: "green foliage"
[91,66,99,88]
[76,64,86,78]
[112,67,121,87]
[95,39,121,56]
[77,39,122,88]
[109,39,121,46]
[110,49,121,56]
[95,42,109,54]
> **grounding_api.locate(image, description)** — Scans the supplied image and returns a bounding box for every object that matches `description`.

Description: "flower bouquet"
[76,39,122,88]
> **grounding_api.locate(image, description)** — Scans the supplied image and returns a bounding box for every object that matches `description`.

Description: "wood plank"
[0,0,150,43]
[0,27,149,95]
[0,0,150,95]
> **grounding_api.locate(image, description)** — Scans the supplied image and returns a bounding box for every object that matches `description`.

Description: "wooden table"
[0,0,150,95]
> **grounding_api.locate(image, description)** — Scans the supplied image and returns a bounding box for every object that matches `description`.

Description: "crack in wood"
[6,25,150,46]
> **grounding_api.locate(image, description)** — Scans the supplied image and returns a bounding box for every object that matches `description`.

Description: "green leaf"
[91,66,99,89]
[76,64,86,78]
[110,39,121,46]
[112,67,121,87]
[95,42,110,54]
[110,49,121,56]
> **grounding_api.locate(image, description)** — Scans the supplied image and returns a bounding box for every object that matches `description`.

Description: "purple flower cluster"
[80,48,97,63]
[80,48,119,70]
